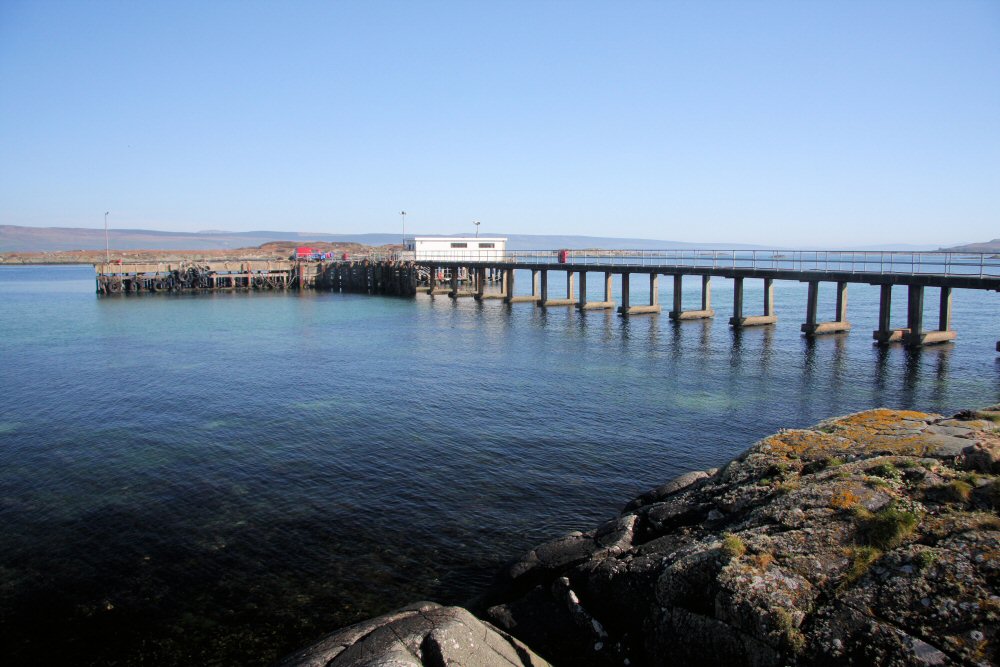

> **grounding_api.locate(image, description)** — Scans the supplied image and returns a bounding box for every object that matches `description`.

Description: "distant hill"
[940,239,1000,253]
[0,224,955,253]
[0,225,764,253]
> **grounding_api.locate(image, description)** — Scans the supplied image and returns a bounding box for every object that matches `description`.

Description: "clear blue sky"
[1,0,997,246]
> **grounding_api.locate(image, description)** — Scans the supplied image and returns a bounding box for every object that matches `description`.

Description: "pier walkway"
[95,249,1000,350]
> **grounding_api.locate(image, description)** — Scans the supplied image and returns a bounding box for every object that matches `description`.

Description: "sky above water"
[0,0,997,246]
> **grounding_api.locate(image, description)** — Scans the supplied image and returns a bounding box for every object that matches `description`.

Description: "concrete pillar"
[621,273,630,310]
[578,271,588,307]
[873,284,897,343]
[903,283,954,347]
[939,286,952,331]
[836,282,848,322]
[702,275,712,311]
[604,272,613,302]
[805,281,819,326]
[879,285,892,331]
[673,274,683,314]
[450,268,459,297]
[730,276,777,327]
[566,272,574,299]
[802,280,850,336]
[531,269,540,296]
[428,265,437,292]
[503,268,515,302]
[540,270,549,302]
[649,273,659,306]
[907,284,924,335]
[732,277,744,321]
[477,267,486,297]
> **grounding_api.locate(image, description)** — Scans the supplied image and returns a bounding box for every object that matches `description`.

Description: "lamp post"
[474,220,481,238]
[104,211,110,264]
[400,211,406,246]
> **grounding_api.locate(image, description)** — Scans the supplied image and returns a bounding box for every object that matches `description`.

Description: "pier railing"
[377,249,1000,277]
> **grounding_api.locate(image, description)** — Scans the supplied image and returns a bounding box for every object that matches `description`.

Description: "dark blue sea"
[1,264,998,665]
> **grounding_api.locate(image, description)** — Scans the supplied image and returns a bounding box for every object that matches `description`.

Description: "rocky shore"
[281,406,1000,666]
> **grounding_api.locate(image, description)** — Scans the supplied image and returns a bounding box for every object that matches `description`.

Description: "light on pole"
[400,211,406,246]
[104,211,110,264]
[474,220,481,238]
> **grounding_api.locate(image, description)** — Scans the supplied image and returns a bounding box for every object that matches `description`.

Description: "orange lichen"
[830,489,860,510]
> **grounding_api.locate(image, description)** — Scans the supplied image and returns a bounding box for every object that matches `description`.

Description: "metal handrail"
[352,249,999,278]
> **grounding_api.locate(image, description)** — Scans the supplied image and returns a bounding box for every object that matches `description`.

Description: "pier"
[96,249,1000,349]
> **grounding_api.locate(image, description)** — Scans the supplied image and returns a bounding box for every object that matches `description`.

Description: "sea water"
[1,264,998,665]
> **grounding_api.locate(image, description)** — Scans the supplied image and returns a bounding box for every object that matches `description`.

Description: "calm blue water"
[1,264,998,665]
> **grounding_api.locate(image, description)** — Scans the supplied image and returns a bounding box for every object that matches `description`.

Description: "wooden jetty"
[96,249,1000,349]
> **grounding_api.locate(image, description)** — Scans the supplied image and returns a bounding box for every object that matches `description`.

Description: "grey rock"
[280,602,550,667]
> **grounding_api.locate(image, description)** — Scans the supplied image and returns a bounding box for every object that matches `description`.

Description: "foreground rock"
[284,406,1000,666]
[279,602,550,667]
[478,407,1000,666]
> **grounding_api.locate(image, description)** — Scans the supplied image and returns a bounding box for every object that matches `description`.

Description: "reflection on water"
[0,265,998,666]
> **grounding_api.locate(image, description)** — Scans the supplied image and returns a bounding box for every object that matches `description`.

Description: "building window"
[478,243,495,248]
[450,242,468,248]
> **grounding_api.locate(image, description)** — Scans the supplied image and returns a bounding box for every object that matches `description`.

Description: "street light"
[474,220,481,238]
[400,211,406,246]
[104,211,110,264]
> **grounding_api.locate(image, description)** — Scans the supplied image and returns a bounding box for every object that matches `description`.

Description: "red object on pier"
[342,252,351,261]
[558,249,569,264]
[295,246,316,259]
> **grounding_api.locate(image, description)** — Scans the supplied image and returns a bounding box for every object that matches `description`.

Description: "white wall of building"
[404,237,507,261]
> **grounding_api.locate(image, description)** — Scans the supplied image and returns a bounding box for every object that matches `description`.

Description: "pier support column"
[902,285,957,347]
[619,272,662,316]
[730,277,778,327]
[939,286,952,331]
[576,270,615,310]
[449,268,460,297]
[540,269,576,307]
[873,284,906,344]
[669,273,714,320]
[475,266,505,300]
[505,268,542,304]
[801,281,851,336]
